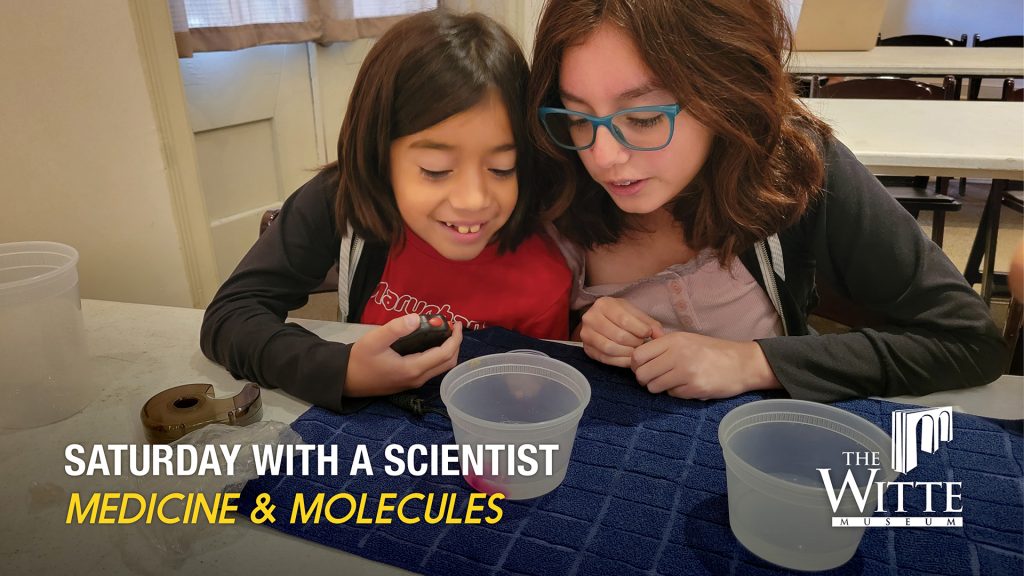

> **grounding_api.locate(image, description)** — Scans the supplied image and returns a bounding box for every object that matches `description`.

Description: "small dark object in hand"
[390,314,452,355]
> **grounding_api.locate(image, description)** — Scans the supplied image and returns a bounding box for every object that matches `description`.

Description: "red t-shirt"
[360,228,570,340]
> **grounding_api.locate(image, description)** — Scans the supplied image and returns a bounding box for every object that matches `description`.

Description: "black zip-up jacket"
[201,167,384,412]
[739,138,1006,401]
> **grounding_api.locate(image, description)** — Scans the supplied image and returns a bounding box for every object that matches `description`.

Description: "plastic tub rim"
[441,352,591,433]
[718,399,895,501]
[0,241,79,292]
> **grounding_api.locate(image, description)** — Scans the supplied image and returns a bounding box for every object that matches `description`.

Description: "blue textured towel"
[240,328,1023,575]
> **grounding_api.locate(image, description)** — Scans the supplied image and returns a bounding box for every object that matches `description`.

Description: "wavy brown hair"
[529,0,833,261]
[334,10,534,252]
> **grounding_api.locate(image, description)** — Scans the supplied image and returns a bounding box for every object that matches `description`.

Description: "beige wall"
[0,1,194,307]
[0,1,538,309]
[882,0,1023,39]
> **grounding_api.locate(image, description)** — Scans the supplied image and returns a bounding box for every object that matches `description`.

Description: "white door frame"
[126,0,220,307]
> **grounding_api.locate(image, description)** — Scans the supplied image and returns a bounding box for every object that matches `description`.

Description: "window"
[169,0,438,56]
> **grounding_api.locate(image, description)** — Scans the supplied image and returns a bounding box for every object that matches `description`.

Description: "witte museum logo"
[819,407,963,528]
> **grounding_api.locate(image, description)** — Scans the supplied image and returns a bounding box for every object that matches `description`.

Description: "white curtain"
[168,0,437,57]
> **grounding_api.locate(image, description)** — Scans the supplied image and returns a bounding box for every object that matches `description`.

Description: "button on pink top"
[559,238,782,340]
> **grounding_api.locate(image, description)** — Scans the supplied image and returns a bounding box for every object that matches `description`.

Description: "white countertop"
[802,98,1024,179]
[0,300,404,576]
[789,46,1024,77]
[0,299,1020,575]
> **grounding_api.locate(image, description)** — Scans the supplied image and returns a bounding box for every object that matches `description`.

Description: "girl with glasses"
[201,11,570,413]
[529,0,1006,401]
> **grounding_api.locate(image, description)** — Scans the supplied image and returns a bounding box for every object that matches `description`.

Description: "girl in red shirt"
[201,11,570,413]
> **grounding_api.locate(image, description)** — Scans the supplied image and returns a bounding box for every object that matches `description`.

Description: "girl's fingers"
[631,336,668,367]
[595,298,661,340]
[665,383,696,400]
[582,323,641,357]
[363,314,422,352]
[585,306,645,348]
[633,349,675,392]
[582,343,633,368]
[402,321,463,378]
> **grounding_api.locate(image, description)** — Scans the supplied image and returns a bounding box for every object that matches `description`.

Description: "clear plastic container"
[440,352,590,500]
[0,242,95,428]
[718,399,896,571]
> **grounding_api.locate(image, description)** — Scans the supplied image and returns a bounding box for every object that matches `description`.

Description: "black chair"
[875,33,972,195]
[877,33,968,48]
[968,35,1024,100]
[963,79,1024,304]
[793,76,828,98]
[1005,296,1023,374]
[875,34,968,97]
[810,75,962,247]
[972,33,1024,47]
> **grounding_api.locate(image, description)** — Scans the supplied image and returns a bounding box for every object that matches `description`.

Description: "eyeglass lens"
[546,109,672,150]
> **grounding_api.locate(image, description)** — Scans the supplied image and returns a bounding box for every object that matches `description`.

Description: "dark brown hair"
[334,10,534,251]
[529,0,833,261]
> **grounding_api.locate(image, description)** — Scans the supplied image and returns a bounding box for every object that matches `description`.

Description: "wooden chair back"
[877,33,967,47]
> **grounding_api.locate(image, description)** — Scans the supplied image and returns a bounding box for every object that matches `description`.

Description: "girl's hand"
[630,332,780,400]
[345,314,462,397]
[579,297,663,368]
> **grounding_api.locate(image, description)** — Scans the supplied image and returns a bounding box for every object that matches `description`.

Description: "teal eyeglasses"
[538,104,681,151]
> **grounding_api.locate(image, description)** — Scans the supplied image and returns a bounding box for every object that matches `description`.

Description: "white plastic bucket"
[441,352,590,500]
[0,242,95,428]
[718,400,896,571]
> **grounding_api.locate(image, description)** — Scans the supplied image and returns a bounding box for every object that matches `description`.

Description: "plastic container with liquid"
[0,242,95,428]
[440,352,590,500]
[718,399,897,571]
